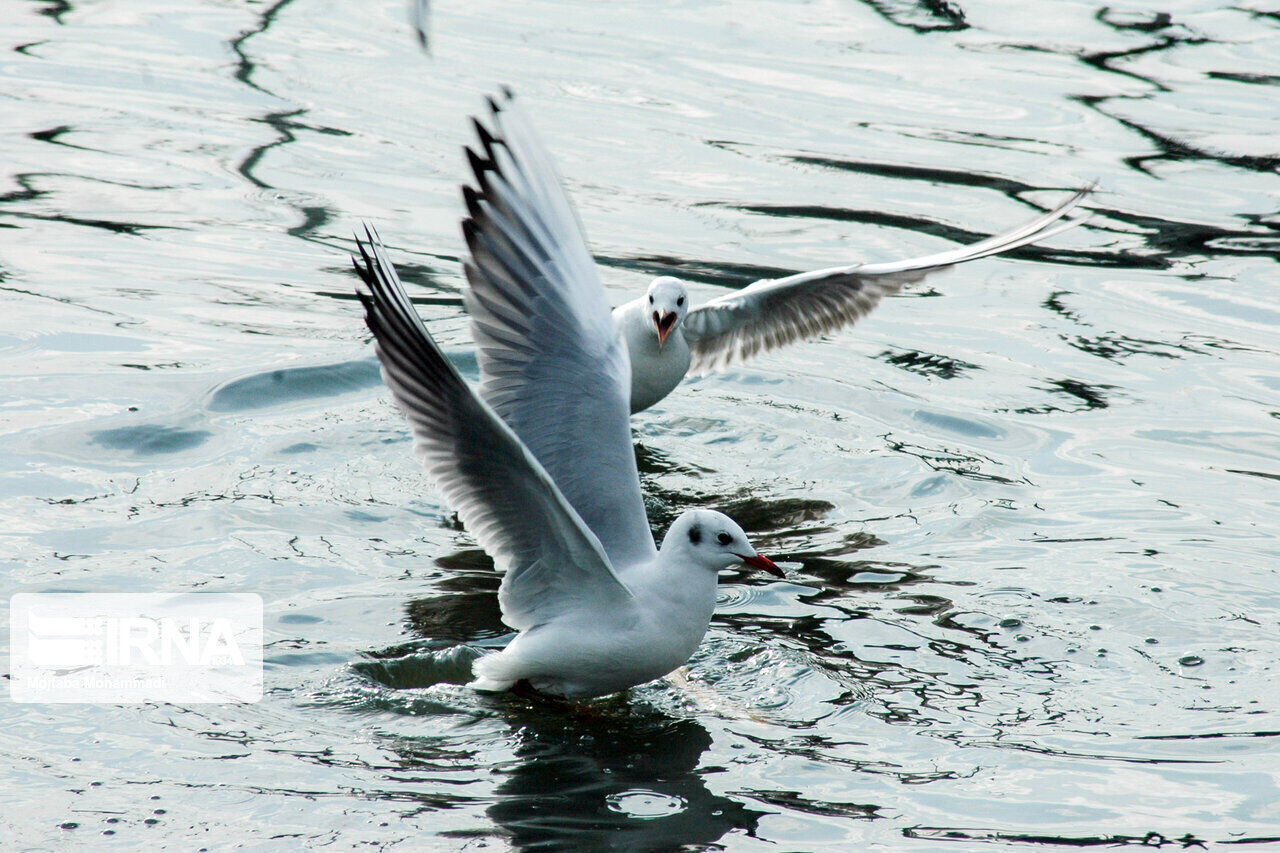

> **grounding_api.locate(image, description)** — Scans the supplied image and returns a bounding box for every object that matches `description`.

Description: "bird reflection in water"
[484,708,764,851]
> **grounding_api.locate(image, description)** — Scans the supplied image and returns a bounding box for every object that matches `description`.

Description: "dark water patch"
[1081,14,1206,93]
[230,0,297,92]
[89,424,211,456]
[1085,97,1280,176]
[736,730,962,783]
[237,107,302,191]
[1092,207,1280,263]
[894,594,952,617]
[433,549,496,575]
[1013,378,1115,414]
[279,441,318,454]
[793,557,927,597]
[913,410,1002,440]
[29,0,72,24]
[30,125,95,152]
[634,441,713,477]
[1207,71,1280,86]
[1096,8,1176,34]
[1063,332,1193,363]
[354,644,485,689]
[1043,291,1227,361]
[775,153,1040,197]
[742,788,882,819]
[725,203,1120,268]
[0,172,175,234]
[1220,838,1280,846]
[1044,289,1082,323]
[880,348,980,379]
[1137,730,1280,741]
[207,359,382,412]
[318,287,464,308]
[484,712,764,851]
[230,0,353,247]
[595,252,794,288]
[359,255,460,293]
[856,0,967,33]
[886,436,1029,485]
[640,479,841,537]
[782,530,887,563]
[714,495,836,533]
[0,209,170,236]
[405,589,509,645]
[288,203,331,240]
[209,347,476,415]
[1223,468,1280,483]
[905,827,1208,847]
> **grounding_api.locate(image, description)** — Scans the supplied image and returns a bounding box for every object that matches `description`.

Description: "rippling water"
[3,0,1279,848]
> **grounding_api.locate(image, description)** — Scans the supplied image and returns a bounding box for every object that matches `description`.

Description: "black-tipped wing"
[682,188,1091,374]
[353,228,634,631]
[461,90,656,569]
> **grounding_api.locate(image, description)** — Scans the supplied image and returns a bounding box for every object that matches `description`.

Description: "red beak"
[738,553,784,578]
[654,311,677,348]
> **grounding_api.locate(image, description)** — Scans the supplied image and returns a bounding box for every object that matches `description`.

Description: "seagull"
[352,229,783,701]
[461,90,1091,413]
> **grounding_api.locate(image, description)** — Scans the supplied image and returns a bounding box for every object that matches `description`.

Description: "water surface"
[2,0,1279,848]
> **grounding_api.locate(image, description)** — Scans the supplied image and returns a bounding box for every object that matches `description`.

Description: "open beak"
[654,311,677,348]
[737,552,784,578]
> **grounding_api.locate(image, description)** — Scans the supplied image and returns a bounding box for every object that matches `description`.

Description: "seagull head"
[663,509,784,578]
[645,277,688,349]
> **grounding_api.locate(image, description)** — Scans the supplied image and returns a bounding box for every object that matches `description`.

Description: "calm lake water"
[3,0,1279,848]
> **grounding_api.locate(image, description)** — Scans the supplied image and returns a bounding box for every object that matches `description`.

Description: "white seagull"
[462,90,1091,413]
[353,228,783,701]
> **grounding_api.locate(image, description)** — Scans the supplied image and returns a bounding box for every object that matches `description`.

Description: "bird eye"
[648,295,654,304]
[716,532,732,546]
[677,297,684,307]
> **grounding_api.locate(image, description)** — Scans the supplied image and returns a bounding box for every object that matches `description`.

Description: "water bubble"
[605,790,687,820]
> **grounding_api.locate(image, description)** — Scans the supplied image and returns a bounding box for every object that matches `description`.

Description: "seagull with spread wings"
[462,90,1090,413]
[353,226,781,700]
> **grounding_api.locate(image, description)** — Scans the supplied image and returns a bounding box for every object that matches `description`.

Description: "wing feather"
[682,188,1091,374]
[461,90,656,569]
[352,228,633,631]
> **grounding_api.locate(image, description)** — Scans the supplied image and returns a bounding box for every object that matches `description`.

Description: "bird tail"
[467,650,518,692]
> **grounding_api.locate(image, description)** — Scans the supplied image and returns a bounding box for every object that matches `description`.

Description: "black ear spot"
[716,532,732,546]
[688,524,702,545]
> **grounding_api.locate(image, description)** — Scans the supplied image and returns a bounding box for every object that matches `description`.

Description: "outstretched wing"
[682,188,1091,374]
[460,89,656,569]
[353,228,633,631]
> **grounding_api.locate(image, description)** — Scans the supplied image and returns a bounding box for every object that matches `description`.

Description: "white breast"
[613,300,692,413]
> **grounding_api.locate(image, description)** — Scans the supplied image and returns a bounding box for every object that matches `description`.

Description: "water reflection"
[856,0,967,33]
[30,0,71,25]
[879,348,980,380]
[486,710,763,851]
[595,251,792,288]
